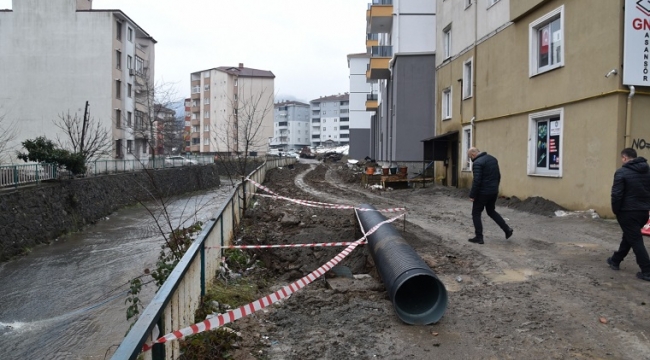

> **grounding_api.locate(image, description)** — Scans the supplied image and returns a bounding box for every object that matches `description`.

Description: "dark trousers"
[472,193,509,239]
[612,210,650,273]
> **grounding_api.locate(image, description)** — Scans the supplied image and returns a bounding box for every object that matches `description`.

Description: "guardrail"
[0,163,58,188]
[111,157,296,360]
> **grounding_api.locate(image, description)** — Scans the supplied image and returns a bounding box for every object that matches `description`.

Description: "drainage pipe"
[355,204,448,324]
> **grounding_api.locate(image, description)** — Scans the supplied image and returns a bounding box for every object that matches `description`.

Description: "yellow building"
[434,0,650,217]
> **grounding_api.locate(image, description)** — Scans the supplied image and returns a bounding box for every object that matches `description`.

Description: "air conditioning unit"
[129,68,135,76]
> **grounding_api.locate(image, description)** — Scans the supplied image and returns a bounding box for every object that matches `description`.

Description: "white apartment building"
[366,0,436,162]
[271,101,311,152]
[0,0,156,161]
[310,94,350,148]
[347,53,378,160]
[188,63,275,155]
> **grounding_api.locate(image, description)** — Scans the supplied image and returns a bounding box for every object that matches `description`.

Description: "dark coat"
[611,156,650,215]
[469,152,501,198]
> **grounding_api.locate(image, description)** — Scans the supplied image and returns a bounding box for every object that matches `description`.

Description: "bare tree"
[53,104,111,162]
[132,67,183,158]
[0,109,18,163]
[213,85,274,212]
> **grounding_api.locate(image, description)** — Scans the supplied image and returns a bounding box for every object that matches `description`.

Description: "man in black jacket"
[467,147,513,244]
[608,148,650,281]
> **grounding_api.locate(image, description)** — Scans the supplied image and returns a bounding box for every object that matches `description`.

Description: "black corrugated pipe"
[356,204,448,324]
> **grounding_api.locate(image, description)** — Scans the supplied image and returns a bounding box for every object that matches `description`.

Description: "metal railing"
[112,157,296,360]
[0,163,58,188]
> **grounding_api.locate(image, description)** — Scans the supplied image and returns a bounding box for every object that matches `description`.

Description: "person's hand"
[469,198,474,202]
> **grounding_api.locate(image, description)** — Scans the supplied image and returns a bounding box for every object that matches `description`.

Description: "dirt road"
[228,161,650,360]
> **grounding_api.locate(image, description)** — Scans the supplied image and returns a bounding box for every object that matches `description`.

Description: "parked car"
[164,156,197,166]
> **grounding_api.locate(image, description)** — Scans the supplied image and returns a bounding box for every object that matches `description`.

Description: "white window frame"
[442,87,452,120]
[527,108,563,177]
[443,26,452,59]
[529,6,564,77]
[463,58,473,99]
[462,125,473,171]
[127,27,133,42]
[487,0,500,8]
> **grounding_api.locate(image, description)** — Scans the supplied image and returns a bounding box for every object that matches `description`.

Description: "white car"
[164,156,197,166]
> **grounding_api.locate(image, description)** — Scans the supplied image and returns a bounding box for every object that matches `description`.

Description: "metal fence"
[111,157,296,360]
[0,163,58,188]
[0,156,219,189]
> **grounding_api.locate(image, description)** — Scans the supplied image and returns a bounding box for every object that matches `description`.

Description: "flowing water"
[0,184,234,359]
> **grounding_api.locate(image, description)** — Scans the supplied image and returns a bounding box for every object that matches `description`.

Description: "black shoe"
[636,272,650,281]
[505,228,514,240]
[468,237,484,244]
[607,257,620,271]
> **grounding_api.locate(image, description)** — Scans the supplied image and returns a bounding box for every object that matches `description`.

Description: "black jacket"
[611,156,650,214]
[469,152,501,198]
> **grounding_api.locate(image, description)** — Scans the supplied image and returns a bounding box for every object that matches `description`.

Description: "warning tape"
[141,214,403,352]
[210,241,367,250]
[247,178,407,213]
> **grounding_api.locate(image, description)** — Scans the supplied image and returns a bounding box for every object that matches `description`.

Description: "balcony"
[367,46,392,80]
[366,94,378,111]
[366,33,379,50]
[368,0,393,34]
[277,121,288,129]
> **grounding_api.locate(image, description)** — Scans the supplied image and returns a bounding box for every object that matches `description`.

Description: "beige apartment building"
[434,0,650,217]
[188,64,275,155]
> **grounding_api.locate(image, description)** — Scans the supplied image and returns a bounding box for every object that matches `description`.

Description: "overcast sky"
[0,0,369,103]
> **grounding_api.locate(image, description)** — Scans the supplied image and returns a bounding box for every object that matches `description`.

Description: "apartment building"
[0,0,156,161]
[366,0,437,164]
[310,94,350,148]
[347,53,378,160]
[271,101,311,152]
[188,63,275,155]
[434,0,650,216]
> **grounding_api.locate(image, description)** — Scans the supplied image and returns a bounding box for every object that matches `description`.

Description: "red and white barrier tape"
[141,214,403,352]
[247,178,407,213]
[211,241,367,250]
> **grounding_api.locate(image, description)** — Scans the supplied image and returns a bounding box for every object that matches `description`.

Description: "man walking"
[608,148,650,281]
[467,147,513,244]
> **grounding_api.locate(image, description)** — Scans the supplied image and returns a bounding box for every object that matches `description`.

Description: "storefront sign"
[624,0,650,85]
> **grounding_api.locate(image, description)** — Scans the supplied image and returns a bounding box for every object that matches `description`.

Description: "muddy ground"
[223,161,650,360]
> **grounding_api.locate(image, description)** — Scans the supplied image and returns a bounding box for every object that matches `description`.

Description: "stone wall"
[0,165,221,262]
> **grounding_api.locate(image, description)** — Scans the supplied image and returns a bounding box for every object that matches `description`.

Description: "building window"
[127,27,133,42]
[115,109,122,128]
[192,125,200,133]
[115,139,123,158]
[116,50,121,70]
[443,25,452,59]
[136,56,144,76]
[192,86,200,94]
[135,111,144,129]
[142,140,147,153]
[442,87,452,120]
[127,55,133,70]
[528,108,563,177]
[127,84,132,98]
[204,97,210,105]
[127,111,132,127]
[463,58,473,99]
[334,127,337,131]
[487,0,500,7]
[127,140,133,154]
[204,85,210,91]
[203,137,209,145]
[204,111,209,119]
[116,21,122,40]
[462,125,473,171]
[115,80,121,99]
[323,127,326,131]
[465,0,472,8]
[529,6,564,77]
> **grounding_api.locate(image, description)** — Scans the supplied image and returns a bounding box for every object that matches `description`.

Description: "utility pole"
[80,101,89,155]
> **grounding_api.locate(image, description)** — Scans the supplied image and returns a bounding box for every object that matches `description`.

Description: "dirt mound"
[498,196,565,217]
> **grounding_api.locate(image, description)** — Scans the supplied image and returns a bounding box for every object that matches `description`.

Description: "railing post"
[35,164,40,184]
[13,165,18,189]
[151,316,165,360]
[200,242,206,298]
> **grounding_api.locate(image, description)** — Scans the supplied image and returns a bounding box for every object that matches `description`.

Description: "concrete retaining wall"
[0,165,221,262]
